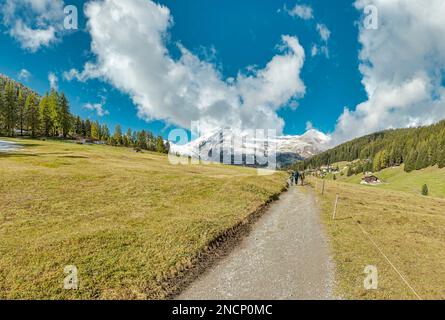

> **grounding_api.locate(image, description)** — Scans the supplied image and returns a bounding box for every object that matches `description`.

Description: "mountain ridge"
[170,128,331,168]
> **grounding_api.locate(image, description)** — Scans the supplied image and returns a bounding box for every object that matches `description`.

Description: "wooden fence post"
[332,194,339,220]
[321,179,325,196]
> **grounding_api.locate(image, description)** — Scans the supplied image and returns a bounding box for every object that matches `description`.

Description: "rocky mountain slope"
[170,128,331,168]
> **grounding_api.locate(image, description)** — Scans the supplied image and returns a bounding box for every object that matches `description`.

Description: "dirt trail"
[178,186,336,300]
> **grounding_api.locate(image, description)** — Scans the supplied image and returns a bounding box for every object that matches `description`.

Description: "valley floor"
[2,137,444,300]
[0,137,287,299]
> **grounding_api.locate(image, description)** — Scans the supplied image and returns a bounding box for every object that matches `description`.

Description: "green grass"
[309,177,445,299]
[0,138,287,299]
[337,165,445,198]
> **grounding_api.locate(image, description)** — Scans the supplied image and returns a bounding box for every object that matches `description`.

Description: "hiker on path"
[300,172,305,186]
[294,171,300,186]
[288,172,294,186]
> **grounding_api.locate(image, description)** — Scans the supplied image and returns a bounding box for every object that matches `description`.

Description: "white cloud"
[1,0,65,52]
[286,4,314,20]
[67,0,307,134]
[63,62,102,82]
[319,45,329,58]
[84,101,109,117]
[18,69,31,81]
[284,5,330,59]
[332,0,445,144]
[316,24,330,42]
[305,121,313,130]
[310,24,331,58]
[311,44,318,57]
[10,21,57,51]
[48,72,58,90]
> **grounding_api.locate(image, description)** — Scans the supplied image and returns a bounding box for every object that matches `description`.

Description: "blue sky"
[2,0,445,143]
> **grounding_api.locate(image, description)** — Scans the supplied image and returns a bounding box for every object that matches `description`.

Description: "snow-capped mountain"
[274,129,331,158]
[170,129,331,168]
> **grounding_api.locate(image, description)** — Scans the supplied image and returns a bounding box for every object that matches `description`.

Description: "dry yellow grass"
[0,138,287,299]
[309,177,445,299]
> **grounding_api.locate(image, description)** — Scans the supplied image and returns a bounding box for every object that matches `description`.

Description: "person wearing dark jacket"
[294,171,300,186]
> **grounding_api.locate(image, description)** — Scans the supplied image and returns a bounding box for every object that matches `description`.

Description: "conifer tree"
[101,124,110,142]
[25,94,39,138]
[137,130,148,150]
[404,150,416,172]
[373,151,382,172]
[156,136,166,153]
[58,93,71,138]
[126,128,133,147]
[147,131,155,151]
[4,82,16,136]
[438,146,445,169]
[74,116,82,136]
[48,90,60,136]
[421,184,429,196]
[0,90,5,135]
[91,121,100,141]
[39,93,52,136]
[17,89,25,136]
[113,124,122,145]
[84,119,92,139]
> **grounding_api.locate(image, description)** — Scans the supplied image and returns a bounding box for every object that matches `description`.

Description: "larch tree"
[101,124,110,142]
[39,93,52,137]
[48,90,60,136]
[113,124,122,145]
[25,93,39,138]
[156,136,166,153]
[91,121,100,141]
[126,128,133,147]
[137,130,148,150]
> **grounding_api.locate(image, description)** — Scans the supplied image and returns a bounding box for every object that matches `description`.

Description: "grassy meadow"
[338,165,445,199]
[309,177,445,299]
[0,138,287,299]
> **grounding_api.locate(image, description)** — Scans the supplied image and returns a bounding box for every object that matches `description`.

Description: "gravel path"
[178,186,336,300]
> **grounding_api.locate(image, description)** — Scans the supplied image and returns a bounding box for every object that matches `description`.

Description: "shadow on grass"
[60,155,89,159]
[0,153,39,158]
[16,143,41,148]
[333,216,354,221]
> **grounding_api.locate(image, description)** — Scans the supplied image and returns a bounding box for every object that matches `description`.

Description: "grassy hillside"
[333,164,445,199]
[309,177,445,299]
[0,138,287,299]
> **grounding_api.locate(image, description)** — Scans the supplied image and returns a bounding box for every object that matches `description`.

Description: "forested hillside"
[0,74,169,153]
[294,120,445,172]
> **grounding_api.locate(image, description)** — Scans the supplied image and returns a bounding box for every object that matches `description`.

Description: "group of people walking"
[289,170,305,186]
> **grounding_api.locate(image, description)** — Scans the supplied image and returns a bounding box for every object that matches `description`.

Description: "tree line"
[293,120,445,173]
[0,75,170,153]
